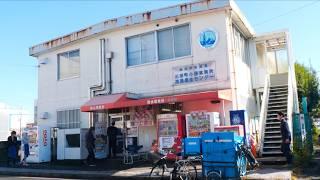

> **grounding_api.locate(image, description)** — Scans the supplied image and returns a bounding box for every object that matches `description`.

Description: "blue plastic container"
[182,137,201,156]
[201,132,246,179]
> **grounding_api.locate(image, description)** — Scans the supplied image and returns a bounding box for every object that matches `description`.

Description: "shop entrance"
[109,115,124,156]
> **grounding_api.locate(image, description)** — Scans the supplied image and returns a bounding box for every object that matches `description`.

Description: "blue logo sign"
[199,29,217,48]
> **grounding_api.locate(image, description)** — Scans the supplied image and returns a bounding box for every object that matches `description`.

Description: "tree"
[295,63,320,117]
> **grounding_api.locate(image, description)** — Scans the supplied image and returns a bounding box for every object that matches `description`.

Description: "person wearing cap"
[277,111,292,164]
[107,121,118,158]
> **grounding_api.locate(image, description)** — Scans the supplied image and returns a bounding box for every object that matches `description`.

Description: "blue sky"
[0,0,319,113]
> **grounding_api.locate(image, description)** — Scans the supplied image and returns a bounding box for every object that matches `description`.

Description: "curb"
[0,167,152,179]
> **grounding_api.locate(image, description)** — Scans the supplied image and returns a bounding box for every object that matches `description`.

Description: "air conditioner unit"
[39,112,49,119]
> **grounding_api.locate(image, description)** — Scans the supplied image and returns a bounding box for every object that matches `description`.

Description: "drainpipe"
[90,38,108,97]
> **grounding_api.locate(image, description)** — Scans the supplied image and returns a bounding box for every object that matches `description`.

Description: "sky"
[0,0,319,114]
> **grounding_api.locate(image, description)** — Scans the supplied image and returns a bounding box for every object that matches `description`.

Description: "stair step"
[268,101,287,105]
[264,140,282,144]
[269,98,287,102]
[264,135,282,139]
[265,126,280,129]
[270,86,288,90]
[270,85,288,88]
[265,131,281,134]
[269,94,288,98]
[261,151,283,155]
[268,105,287,108]
[263,146,281,149]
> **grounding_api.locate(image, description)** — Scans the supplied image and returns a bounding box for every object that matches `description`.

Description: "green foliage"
[293,139,313,168]
[295,63,320,116]
[312,124,320,145]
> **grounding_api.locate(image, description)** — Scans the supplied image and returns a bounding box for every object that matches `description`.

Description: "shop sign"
[199,29,218,49]
[42,129,48,146]
[89,105,105,111]
[173,62,215,85]
[146,97,178,105]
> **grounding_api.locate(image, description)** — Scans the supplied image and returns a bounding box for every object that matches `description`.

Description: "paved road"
[0,176,78,180]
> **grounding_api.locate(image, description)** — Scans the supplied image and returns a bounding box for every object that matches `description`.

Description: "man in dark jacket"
[7,131,19,167]
[85,127,96,165]
[107,121,118,158]
[277,111,292,164]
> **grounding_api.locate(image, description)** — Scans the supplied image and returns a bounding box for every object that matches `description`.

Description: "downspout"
[227,9,239,110]
[106,38,113,94]
[90,38,107,97]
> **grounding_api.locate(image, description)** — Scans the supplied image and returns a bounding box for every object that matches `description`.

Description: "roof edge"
[29,0,231,57]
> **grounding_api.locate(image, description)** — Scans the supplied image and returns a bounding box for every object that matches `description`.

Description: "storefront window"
[158,120,178,136]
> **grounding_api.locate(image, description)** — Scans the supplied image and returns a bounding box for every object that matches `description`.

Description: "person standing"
[277,111,293,164]
[85,127,96,166]
[107,121,118,158]
[7,131,18,167]
[20,132,30,166]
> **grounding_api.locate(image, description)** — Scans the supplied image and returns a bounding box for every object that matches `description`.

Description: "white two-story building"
[30,0,298,158]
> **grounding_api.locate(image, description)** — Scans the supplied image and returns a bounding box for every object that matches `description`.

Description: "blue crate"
[182,137,201,156]
[201,132,246,179]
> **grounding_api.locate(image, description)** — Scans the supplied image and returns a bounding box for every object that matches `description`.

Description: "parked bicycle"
[149,148,198,180]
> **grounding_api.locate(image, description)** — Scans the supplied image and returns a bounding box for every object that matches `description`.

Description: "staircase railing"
[258,75,270,156]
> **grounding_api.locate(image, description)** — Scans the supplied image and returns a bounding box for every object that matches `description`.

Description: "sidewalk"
[0,163,293,179]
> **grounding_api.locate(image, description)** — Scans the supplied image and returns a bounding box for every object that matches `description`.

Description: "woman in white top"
[21,132,30,166]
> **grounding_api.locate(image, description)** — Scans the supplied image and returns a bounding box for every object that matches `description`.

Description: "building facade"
[30,0,298,155]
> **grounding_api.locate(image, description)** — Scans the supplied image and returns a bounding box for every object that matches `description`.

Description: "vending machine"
[157,114,185,159]
[185,112,220,137]
[22,126,51,163]
[230,110,250,145]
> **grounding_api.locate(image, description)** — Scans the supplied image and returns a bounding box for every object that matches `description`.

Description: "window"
[126,24,191,66]
[57,109,80,129]
[158,24,191,61]
[58,50,80,80]
[127,32,156,66]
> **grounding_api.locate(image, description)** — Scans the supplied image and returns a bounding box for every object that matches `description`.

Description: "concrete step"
[265,131,281,134]
[269,97,287,101]
[270,86,288,91]
[261,150,282,154]
[269,89,288,93]
[264,140,282,144]
[264,135,282,139]
[269,94,288,98]
[270,84,288,88]
[263,146,281,149]
[268,105,287,108]
[268,101,287,105]
[257,157,287,165]
[265,127,280,130]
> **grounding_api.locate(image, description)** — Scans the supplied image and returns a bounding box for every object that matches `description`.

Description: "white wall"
[36,11,231,128]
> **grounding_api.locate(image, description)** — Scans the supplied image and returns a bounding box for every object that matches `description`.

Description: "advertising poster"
[186,112,210,137]
[95,122,107,159]
[158,120,177,137]
[159,137,175,153]
[26,127,39,157]
[132,106,154,127]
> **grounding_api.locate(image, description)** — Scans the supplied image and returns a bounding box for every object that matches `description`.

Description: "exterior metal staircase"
[261,85,288,158]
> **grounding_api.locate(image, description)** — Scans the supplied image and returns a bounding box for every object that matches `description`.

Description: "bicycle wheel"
[206,170,222,180]
[150,164,165,177]
[175,161,197,180]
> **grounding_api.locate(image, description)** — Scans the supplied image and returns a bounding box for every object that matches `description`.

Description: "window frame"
[57,49,80,81]
[126,23,192,68]
[56,109,81,129]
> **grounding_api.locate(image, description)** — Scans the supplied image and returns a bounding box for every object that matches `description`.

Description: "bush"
[293,139,313,168]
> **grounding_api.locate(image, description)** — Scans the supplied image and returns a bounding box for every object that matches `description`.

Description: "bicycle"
[149,148,198,180]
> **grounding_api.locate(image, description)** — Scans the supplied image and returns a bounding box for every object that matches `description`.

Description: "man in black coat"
[85,127,96,165]
[277,111,293,164]
[107,121,118,158]
[7,131,19,167]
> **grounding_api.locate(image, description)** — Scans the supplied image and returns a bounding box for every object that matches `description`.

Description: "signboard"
[186,112,210,137]
[173,62,215,85]
[199,29,218,49]
[95,122,107,159]
[299,114,306,141]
